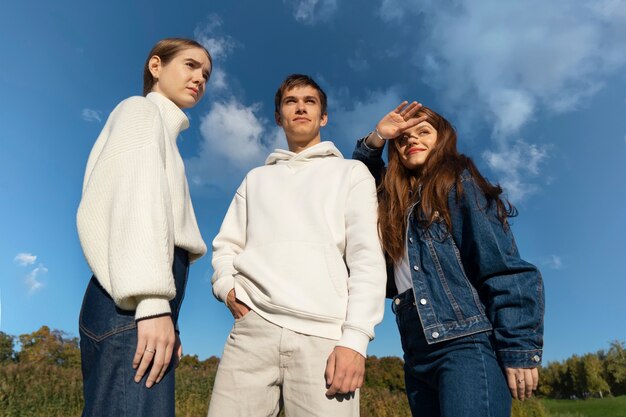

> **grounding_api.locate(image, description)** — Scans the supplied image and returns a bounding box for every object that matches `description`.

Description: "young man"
[208,74,386,417]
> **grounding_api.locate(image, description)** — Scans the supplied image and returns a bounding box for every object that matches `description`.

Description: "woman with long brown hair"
[77,38,211,416]
[353,102,544,417]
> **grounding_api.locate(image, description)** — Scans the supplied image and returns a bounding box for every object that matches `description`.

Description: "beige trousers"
[207,310,359,417]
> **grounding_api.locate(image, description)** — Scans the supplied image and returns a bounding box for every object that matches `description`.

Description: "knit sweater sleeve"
[77,98,176,320]
[337,162,387,357]
[211,178,248,303]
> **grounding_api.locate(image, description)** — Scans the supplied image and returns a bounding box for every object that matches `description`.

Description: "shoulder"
[447,169,485,209]
[344,159,375,188]
[115,96,159,113]
[109,96,161,126]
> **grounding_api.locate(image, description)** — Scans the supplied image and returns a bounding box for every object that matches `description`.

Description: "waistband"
[391,288,416,314]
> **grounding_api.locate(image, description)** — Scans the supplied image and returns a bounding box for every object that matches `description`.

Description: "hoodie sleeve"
[211,178,248,303]
[336,162,387,357]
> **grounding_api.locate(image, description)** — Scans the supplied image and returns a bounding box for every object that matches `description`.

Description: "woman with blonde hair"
[77,38,211,416]
[353,102,544,417]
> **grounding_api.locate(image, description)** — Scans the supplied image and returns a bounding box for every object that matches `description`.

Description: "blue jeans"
[393,289,511,417]
[79,248,189,417]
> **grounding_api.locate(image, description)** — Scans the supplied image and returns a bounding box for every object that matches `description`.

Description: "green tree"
[580,353,610,398]
[18,325,80,367]
[604,340,626,396]
[0,331,15,363]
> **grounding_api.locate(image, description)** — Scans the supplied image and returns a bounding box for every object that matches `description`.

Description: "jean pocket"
[234,309,255,324]
[79,277,136,342]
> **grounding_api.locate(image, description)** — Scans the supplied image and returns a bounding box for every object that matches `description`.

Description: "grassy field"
[542,395,626,417]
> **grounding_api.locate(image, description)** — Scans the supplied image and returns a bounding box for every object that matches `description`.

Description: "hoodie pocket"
[233,241,348,320]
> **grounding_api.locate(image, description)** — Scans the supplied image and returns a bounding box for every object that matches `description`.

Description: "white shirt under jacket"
[211,141,386,357]
[77,92,207,321]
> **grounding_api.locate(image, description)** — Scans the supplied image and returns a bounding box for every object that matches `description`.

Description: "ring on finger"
[145,348,156,354]
[517,379,525,384]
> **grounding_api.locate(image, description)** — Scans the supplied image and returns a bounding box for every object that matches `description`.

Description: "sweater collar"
[265,141,343,166]
[146,92,190,140]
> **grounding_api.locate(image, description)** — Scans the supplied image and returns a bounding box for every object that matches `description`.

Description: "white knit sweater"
[212,141,386,356]
[77,92,207,320]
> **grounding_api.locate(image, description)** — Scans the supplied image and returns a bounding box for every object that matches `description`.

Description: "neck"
[286,134,322,153]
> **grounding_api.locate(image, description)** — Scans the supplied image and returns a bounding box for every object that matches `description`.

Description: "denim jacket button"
[532,354,541,363]
[409,237,414,243]
[394,298,401,306]
[419,298,427,305]
[413,265,419,271]
[432,332,440,339]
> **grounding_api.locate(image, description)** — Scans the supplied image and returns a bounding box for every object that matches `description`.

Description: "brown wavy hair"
[378,106,516,262]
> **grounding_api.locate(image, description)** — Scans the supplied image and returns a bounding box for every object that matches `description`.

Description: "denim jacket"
[353,139,544,368]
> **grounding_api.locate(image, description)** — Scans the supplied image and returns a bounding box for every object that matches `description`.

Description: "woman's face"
[150,47,211,109]
[395,120,438,170]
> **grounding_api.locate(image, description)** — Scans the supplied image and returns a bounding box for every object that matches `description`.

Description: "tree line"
[6,326,621,416]
[537,340,626,399]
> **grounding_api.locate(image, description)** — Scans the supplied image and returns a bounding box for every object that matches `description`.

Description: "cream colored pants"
[207,310,359,417]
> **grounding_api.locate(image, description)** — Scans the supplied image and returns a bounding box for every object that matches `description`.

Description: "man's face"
[275,85,328,149]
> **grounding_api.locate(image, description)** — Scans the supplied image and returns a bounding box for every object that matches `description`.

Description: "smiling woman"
[76,38,212,417]
[353,102,545,417]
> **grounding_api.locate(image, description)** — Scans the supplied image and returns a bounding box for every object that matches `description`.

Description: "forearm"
[211,187,247,303]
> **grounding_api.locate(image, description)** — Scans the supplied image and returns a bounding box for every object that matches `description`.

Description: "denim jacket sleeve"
[352,139,399,298]
[352,138,385,185]
[450,174,545,368]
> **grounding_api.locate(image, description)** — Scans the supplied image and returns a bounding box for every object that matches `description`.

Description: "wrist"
[365,129,386,149]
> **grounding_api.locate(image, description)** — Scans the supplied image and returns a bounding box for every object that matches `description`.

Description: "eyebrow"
[185,58,211,78]
[283,95,319,102]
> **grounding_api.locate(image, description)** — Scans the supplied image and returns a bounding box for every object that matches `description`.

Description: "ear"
[274,111,282,126]
[320,113,328,127]
[148,55,162,80]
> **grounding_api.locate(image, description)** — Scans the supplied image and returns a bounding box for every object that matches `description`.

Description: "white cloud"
[194,14,237,60]
[483,140,550,201]
[186,99,285,191]
[81,108,102,123]
[24,265,47,293]
[544,255,564,270]
[379,0,433,22]
[209,68,228,92]
[188,15,286,191]
[347,47,370,72]
[383,0,626,138]
[14,252,36,266]
[286,0,338,24]
[376,0,626,200]
[327,87,403,148]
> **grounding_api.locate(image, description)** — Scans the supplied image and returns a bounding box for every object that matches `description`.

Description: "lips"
[407,147,426,156]
[187,87,198,96]
[293,117,310,122]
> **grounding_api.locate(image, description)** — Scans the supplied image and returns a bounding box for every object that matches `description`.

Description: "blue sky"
[1,0,625,364]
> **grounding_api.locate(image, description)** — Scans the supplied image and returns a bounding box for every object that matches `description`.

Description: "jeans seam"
[474,335,492,416]
[79,322,137,342]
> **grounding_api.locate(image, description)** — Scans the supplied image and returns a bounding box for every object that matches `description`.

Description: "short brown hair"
[274,74,327,115]
[142,38,212,96]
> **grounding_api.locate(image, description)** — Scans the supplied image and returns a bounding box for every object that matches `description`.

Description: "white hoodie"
[212,141,386,356]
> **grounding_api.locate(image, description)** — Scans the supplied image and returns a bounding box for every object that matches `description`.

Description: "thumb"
[325,351,336,386]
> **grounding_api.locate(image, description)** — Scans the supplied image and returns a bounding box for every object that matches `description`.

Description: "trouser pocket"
[79,276,136,342]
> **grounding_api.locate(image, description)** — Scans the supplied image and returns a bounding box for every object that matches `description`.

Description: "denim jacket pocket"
[424,212,450,243]
[79,277,136,342]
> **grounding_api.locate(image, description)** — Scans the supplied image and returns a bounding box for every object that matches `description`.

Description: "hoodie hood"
[265,141,343,166]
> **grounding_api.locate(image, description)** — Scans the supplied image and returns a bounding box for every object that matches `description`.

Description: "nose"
[295,99,307,113]
[192,69,205,86]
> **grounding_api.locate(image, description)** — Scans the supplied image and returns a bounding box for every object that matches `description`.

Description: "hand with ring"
[504,367,539,400]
